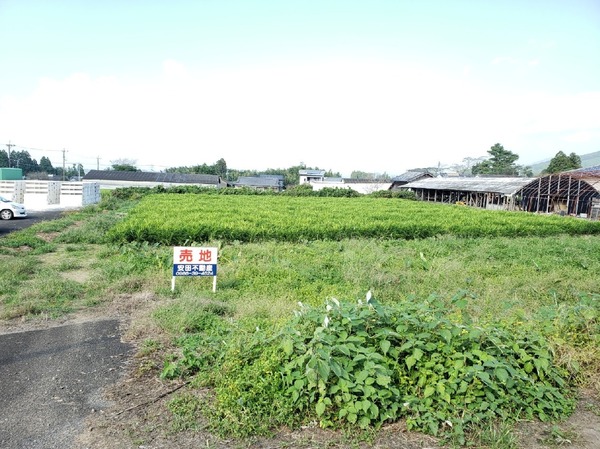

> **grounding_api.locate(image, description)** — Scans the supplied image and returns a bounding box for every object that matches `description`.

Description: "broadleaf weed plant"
[162,292,576,443]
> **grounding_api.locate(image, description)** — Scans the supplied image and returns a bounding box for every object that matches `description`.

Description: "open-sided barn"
[401,177,534,210]
[518,166,600,218]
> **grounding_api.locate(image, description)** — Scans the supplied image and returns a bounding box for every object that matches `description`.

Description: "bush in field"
[368,189,418,200]
[282,185,362,197]
[281,184,315,196]
[317,187,362,197]
[162,294,575,442]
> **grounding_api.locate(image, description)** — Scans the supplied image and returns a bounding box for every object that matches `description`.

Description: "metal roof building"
[518,166,600,218]
[233,176,284,191]
[402,177,534,210]
[83,170,226,189]
[390,171,434,190]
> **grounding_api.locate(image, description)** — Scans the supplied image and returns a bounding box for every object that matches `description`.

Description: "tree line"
[0,149,84,180]
[469,144,581,176]
[1,144,584,184]
[164,158,341,186]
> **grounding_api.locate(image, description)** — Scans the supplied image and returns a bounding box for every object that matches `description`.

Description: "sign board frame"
[172,246,218,292]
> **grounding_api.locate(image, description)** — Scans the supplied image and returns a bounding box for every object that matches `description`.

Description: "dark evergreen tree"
[472,143,522,176]
[543,151,582,174]
[39,156,55,174]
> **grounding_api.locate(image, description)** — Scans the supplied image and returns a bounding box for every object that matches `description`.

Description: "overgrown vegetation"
[107,193,600,245]
[1,188,598,447]
[162,293,580,443]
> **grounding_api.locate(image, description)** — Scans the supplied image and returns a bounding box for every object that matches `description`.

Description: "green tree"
[110,159,139,171]
[471,143,522,176]
[10,150,39,174]
[0,150,8,167]
[65,163,85,180]
[569,152,582,168]
[39,156,55,174]
[213,158,228,178]
[543,151,582,174]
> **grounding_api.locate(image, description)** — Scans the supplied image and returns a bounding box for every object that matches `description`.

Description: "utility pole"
[62,148,67,181]
[97,156,100,170]
[6,141,14,167]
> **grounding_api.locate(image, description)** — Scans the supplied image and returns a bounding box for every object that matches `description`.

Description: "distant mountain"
[528,150,600,175]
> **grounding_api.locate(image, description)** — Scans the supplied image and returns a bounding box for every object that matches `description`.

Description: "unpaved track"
[0,319,132,449]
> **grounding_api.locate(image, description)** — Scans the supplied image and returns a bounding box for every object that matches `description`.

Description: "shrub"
[162,293,575,442]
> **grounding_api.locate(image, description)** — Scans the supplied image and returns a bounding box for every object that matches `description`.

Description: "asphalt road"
[0,210,68,237]
[0,320,133,449]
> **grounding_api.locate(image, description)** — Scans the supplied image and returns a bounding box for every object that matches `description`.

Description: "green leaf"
[316,359,330,381]
[315,401,326,416]
[477,371,492,386]
[439,329,452,344]
[330,358,345,379]
[495,368,509,382]
[359,416,371,429]
[337,344,351,356]
[424,386,435,398]
[380,340,391,355]
[428,419,439,435]
[355,370,369,383]
[369,403,380,419]
[406,356,416,369]
[413,348,424,360]
[376,374,391,387]
[282,338,294,356]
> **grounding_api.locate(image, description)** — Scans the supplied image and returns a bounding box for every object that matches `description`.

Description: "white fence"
[0,181,101,208]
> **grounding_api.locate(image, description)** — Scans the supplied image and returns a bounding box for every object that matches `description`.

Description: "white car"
[0,196,27,220]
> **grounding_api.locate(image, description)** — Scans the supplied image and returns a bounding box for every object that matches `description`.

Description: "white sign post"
[172,246,218,292]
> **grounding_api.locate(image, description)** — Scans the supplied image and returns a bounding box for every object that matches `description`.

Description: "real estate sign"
[172,246,218,291]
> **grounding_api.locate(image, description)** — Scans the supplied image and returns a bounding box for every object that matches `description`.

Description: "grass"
[0,191,599,448]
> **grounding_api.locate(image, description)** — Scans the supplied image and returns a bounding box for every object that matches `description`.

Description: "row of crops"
[107,194,600,244]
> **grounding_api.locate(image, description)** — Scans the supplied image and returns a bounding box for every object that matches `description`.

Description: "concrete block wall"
[82,182,101,205]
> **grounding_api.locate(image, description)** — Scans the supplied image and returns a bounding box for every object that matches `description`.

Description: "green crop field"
[108,194,600,244]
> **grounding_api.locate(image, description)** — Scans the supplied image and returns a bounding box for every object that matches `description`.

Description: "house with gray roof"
[389,171,434,190]
[83,170,226,189]
[298,170,326,184]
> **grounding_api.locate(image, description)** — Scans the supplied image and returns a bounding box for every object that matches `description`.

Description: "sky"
[1,0,599,177]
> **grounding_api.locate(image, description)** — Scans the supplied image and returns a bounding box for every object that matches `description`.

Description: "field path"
[0,319,132,449]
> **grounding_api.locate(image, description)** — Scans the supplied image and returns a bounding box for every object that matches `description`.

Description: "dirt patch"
[61,269,92,283]
[37,231,60,242]
[514,392,600,449]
